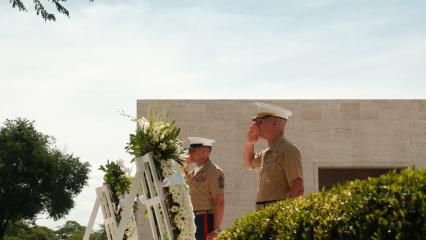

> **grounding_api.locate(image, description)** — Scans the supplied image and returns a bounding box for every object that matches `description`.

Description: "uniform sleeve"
[282,145,303,186]
[208,169,224,197]
[248,152,262,170]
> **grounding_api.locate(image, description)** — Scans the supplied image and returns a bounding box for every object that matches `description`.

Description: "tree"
[4,220,56,240]
[0,118,90,239]
[29,226,57,240]
[56,221,106,240]
[9,0,93,22]
[55,221,84,240]
[3,220,105,240]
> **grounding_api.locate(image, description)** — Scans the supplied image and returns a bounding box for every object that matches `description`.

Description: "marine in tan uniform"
[243,102,304,209]
[186,137,224,240]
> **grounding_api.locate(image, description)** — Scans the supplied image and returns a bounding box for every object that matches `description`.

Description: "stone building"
[135,100,426,239]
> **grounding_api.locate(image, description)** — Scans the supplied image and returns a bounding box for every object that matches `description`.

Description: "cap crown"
[188,137,215,147]
[253,102,292,120]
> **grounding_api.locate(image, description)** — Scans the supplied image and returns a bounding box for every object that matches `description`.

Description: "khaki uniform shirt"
[249,136,303,202]
[189,160,224,211]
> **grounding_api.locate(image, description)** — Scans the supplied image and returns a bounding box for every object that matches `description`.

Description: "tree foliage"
[4,220,105,240]
[55,220,84,240]
[0,118,90,239]
[9,0,93,21]
[4,220,56,240]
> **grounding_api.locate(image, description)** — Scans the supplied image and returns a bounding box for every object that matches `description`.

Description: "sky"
[1,0,426,231]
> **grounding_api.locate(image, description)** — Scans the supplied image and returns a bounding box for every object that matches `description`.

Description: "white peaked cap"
[187,137,215,148]
[252,102,293,121]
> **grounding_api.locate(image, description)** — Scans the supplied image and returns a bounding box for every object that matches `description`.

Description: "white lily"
[137,117,150,133]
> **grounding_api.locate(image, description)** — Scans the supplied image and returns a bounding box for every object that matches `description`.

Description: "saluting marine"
[243,102,304,210]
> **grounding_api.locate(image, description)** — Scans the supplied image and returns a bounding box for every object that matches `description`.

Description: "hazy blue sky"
[1,0,425,230]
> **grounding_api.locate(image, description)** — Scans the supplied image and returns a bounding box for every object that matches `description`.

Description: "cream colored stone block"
[340,102,361,120]
[302,103,322,120]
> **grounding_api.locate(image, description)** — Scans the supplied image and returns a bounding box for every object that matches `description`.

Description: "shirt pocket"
[266,154,285,183]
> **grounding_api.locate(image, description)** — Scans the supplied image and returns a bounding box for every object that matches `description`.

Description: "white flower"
[137,117,150,133]
[159,160,196,239]
[154,122,164,133]
[160,142,167,151]
[115,159,133,175]
[122,207,139,240]
[116,159,125,168]
[170,206,179,213]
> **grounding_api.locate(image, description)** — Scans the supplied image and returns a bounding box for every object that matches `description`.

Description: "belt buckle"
[194,210,207,215]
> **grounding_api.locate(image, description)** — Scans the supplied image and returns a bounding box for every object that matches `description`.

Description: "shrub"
[218,168,425,240]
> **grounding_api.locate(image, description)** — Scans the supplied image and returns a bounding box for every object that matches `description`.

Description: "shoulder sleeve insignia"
[218,174,224,189]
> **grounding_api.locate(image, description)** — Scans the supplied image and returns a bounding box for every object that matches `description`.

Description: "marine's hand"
[206,232,218,240]
[246,124,260,144]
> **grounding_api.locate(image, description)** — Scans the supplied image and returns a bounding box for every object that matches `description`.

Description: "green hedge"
[218,168,426,240]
